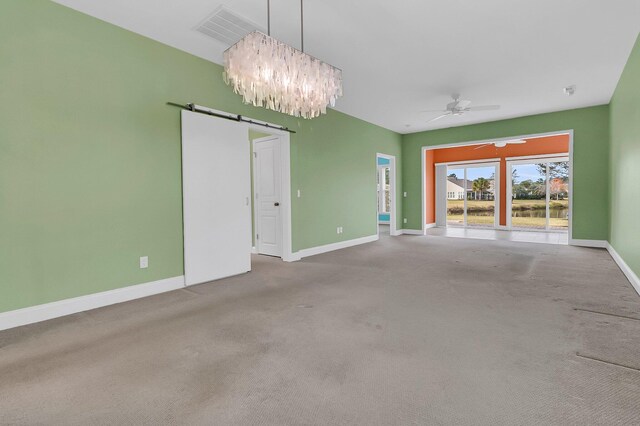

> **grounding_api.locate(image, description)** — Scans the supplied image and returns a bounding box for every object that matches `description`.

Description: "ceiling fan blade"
[467,105,500,111]
[427,113,451,123]
[456,100,472,109]
[473,144,492,150]
[419,109,448,113]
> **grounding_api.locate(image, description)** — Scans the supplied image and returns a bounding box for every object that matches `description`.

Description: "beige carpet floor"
[1,234,639,425]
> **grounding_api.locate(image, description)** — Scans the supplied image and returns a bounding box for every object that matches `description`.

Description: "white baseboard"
[283,252,302,262]
[607,243,640,297]
[424,223,437,229]
[295,234,378,259]
[251,246,258,254]
[0,276,185,332]
[390,229,403,236]
[399,229,425,235]
[569,239,608,248]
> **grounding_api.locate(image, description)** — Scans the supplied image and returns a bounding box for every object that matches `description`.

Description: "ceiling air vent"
[194,6,265,46]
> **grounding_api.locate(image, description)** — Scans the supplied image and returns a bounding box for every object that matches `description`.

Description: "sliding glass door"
[508,157,569,231]
[446,167,465,226]
[547,160,570,230]
[446,163,498,228]
[466,165,497,228]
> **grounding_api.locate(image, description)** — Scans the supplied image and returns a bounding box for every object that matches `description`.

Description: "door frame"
[376,153,397,236]
[421,130,574,241]
[250,130,294,261]
[506,154,570,232]
[252,135,283,258]
[436,160,500,229]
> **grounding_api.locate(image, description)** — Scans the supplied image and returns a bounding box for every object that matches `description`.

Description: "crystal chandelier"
[223,0,343,119]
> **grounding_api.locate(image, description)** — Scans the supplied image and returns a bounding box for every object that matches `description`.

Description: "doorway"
[376,154,397,236]
[252,135,283,257]
[423,131,574,243]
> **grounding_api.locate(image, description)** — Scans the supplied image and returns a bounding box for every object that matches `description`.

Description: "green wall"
[401,106,610,240]
[0,1,402,313]
[610,33,640,278]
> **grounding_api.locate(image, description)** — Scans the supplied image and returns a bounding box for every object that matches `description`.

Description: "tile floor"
[426,226,569,245]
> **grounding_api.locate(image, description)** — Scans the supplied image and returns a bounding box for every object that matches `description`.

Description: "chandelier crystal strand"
[222,1,342,119]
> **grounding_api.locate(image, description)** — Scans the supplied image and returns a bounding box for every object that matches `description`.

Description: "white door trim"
[252,135,283,257]
[435,158,500,167]
[505,153,569,161]
[435,164,447,227]
[376,153,397,236]
[421,130,574,241]
[249,129,295,261]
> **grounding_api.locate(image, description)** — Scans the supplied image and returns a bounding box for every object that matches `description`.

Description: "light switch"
[140,256,148,269]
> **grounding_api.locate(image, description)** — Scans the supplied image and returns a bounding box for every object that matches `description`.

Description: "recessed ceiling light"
[564,85,576,96]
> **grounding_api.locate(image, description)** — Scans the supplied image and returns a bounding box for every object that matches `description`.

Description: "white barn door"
[181,110,251,286]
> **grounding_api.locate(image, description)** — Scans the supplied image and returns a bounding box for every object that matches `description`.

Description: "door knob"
[274,202,280,206]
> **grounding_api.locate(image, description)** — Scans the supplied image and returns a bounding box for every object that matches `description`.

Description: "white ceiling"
[53,0,639,134]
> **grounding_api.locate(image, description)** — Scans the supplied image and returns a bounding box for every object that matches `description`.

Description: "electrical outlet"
[297,189,301,198]
[403,218,407,224]
[139,256,148,269]
[403,192,407,197]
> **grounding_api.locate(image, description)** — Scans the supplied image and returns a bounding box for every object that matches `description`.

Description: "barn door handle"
[274,202,280,206]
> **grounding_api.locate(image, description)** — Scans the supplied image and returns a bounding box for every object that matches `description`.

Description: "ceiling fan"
[423,94,500,123]
[473,139,527,149]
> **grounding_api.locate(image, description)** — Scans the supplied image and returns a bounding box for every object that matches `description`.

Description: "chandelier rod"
[265,0,304,51]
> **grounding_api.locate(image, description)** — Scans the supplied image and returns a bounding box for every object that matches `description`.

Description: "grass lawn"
[446,198,569,228]
[447,214,494,225]
[447,214,568,228]
[512,199,568,210]
[447,199,568,212]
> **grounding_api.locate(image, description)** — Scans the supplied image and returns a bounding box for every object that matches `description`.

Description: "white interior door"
[181,110,251,286]
[254,137,282,257]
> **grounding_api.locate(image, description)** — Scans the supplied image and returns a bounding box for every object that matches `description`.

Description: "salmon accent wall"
[425,134,570,226]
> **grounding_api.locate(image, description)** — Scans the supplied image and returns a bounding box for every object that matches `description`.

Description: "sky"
[448,164,544,182]
[511,164,544,182]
